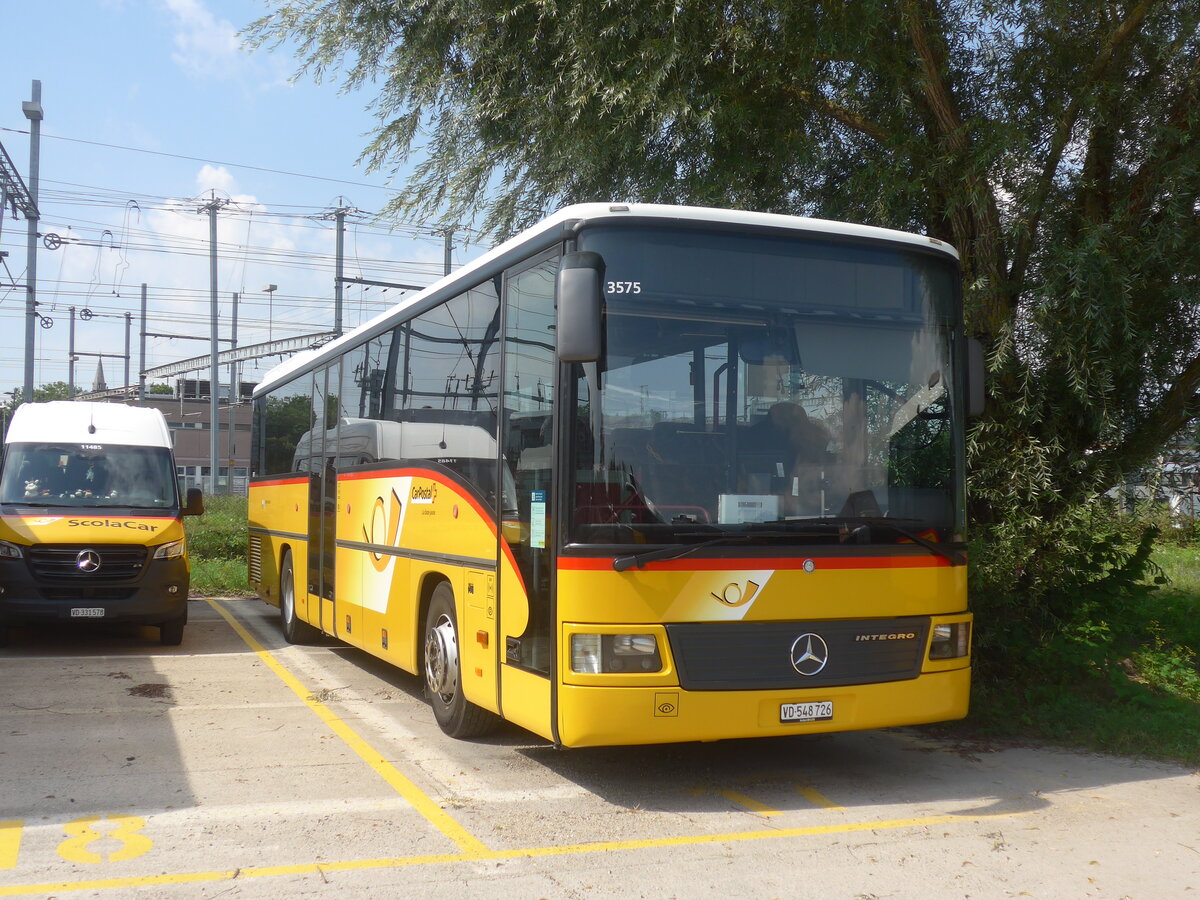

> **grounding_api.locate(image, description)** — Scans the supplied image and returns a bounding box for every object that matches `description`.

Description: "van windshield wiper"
[774,516,967,566]
[612,532,807,572]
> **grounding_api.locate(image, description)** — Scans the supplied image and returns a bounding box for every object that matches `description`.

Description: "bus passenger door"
[307,366,338,634]
[498,253,559,740]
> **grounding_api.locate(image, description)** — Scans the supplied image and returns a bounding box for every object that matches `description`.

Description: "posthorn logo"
[789,633,829,676]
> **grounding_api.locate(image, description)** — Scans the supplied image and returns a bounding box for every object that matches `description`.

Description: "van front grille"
[27,545,148,582]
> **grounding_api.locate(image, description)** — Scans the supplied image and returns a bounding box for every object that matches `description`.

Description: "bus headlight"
[0,540,24,559]
[570,633,662,674]
[929,622,971,659]
[152,539,186,560]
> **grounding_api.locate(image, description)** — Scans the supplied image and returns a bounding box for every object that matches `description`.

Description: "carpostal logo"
[68,518,161,533]
[410,482,437,505]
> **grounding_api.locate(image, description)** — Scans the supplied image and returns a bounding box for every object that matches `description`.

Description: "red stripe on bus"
[557,555,954,572]
[337,467,494,525]
[334,468,529,593]
[251,477,308,487]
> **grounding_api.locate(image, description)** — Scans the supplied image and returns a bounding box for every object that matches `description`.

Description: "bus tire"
[159,608,187,646]
[280,550,319,644]
[423,582,496,739]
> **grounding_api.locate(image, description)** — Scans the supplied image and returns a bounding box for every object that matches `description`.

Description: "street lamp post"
[263,284,277,342]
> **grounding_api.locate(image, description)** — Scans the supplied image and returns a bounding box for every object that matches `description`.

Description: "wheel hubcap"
[425,614,459,700]
[281,572,294,622]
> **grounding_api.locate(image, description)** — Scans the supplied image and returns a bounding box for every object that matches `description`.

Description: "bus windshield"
[565,224,963,546]
[0,443,179,509]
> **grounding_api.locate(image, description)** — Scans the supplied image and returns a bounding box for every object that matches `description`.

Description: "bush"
[185,495,250,595]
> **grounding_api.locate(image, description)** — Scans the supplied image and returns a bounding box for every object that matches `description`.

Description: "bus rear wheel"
[423,582,495,738]
[280,550,319,644]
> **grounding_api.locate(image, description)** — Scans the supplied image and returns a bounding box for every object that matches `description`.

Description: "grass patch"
[959,543,1200,766]
[185,494,251,596]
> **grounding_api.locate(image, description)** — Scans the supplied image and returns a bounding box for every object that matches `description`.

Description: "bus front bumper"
[555,666,971,748]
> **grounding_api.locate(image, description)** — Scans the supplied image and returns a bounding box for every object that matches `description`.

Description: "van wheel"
[423,582,495,739]
[159,608,187,646]
[280,551,319,644]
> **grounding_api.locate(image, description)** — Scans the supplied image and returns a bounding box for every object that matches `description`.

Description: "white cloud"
[195,164,240,197]
[163,0,242,78]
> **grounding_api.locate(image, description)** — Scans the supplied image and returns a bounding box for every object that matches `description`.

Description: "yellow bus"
[248,203,981,747]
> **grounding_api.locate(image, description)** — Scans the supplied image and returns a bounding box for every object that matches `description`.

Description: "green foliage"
[148,383,173,395]
[5,382,79,405]
[966,542,1200,764]
[184,495,251,595]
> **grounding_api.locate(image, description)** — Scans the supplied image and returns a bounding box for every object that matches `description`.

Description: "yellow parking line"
[206,598,489,858]
[796,784,845,811]
[0,821,22,871]
[718,789,782,817]
[0,813,1014,896]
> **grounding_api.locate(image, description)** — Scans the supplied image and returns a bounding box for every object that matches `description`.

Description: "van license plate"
[780,701,833,723]
[70,608,105,618]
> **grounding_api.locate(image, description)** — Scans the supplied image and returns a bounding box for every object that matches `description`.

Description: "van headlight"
[929,622,971,659]
[571,633,662,673]
[152,539,186,560]
[0,540,24,560]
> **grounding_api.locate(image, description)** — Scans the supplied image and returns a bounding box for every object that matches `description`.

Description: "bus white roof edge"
[254,204,959,398]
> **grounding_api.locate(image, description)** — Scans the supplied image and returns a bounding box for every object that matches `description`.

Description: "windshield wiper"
[614,532,830,573]
[776,516,967,566]
[613,535,754,572]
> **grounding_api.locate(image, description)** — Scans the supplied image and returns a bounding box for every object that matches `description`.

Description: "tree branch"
[900,0,966,152]
[785,87,892,144]
[1081,353,1200,489]
[1127,51,1200,221]
[1007,1,1155,291]
[900,0,1008,334]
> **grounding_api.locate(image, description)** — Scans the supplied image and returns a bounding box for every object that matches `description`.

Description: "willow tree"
[249,0,1200,626]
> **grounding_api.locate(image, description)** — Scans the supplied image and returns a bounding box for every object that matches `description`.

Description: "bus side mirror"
[966,337,986,418]
[557,251,605,363]
[183,487,205,517]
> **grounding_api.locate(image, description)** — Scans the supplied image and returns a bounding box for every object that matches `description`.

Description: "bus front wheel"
[280,551,319,644]
[423,582,495,739]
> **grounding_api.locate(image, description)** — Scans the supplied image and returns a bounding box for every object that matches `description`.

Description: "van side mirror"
[966,337,986,418]
[183,487,205,517]
[556,251,605,363]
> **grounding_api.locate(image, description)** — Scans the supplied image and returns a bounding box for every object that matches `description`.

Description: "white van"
[0,402,204,646]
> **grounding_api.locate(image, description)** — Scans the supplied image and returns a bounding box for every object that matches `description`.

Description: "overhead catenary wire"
[0,128,493,391]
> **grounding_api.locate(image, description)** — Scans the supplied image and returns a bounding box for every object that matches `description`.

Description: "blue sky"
[0,0,478,395]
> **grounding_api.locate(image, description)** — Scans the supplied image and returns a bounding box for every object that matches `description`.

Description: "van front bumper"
[0,556,189,626]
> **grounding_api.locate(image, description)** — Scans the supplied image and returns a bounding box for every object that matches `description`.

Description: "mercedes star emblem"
[790,632,829,676]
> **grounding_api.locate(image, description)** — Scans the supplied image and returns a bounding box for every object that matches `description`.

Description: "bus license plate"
[70,608,105,618]
[780,701,833,723]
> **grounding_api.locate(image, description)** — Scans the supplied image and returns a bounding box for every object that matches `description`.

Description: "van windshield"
[0,443,179,509]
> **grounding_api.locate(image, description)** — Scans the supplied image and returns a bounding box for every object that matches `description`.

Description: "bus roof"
[255,203,960,398]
